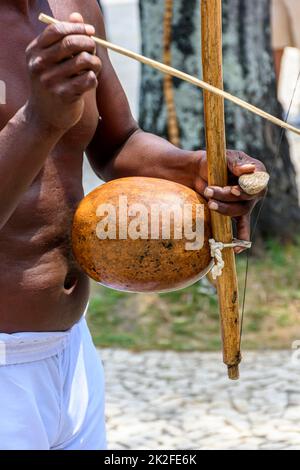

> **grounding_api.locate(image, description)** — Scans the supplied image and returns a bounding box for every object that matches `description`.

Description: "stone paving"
[94,0,300,451]
[101,349,300,450]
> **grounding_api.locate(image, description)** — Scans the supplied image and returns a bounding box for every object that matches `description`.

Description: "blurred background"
[83,0,300,450]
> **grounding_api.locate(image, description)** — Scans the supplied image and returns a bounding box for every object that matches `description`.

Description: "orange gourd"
[72,177,212,293]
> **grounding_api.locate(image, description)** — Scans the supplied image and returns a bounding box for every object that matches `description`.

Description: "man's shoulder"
[69,0,101,15]
[56,0,105,36]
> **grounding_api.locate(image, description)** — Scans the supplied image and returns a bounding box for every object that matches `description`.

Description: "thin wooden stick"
[201,0,241,380]
[163,0,180,146]
[39,13,300,137]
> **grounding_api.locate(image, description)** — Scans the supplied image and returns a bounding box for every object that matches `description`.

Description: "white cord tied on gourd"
[209,238,252,280]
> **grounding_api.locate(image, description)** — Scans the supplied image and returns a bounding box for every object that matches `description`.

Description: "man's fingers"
[231,163,256,177]
[69,12,85,23]
[54,71,98,102]
[40,35,97,65]
[40,52,102,86]
[226,150,266,177]
[204,185,258,202]
[208,199,253,218]
[235,216,251,253]
[37,22,95,49]
[28,37,97,75]
[194,176,208,196]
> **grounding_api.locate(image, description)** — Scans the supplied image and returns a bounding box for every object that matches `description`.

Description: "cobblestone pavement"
[101,349,300,450]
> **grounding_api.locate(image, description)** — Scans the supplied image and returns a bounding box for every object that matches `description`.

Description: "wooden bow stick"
[201,0,241,380]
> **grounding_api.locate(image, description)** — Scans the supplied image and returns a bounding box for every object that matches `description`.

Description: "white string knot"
[209,238,252,280]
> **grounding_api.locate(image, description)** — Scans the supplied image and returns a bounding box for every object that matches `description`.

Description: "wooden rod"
[163,0,180,146]
[39,13,300,137]
[201,0,241,380]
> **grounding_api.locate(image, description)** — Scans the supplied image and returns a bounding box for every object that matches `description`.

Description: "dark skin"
[0,0,266,333]
[273,48,284,83]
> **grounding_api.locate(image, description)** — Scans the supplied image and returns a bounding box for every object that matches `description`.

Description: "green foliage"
[88,240,300,351]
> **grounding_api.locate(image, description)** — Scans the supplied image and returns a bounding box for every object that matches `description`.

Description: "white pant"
[0,317,107,450]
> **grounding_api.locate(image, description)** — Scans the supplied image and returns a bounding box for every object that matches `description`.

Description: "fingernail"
[231,187,241,197]
[86,25,95,35]
[209,201,219,211]
[204,188,214,198]
[240,164,255,170]
[234,247,244,254]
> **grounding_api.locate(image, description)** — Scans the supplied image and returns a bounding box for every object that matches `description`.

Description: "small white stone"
[284,406,300,420]
[239,171,270,195]
[289,393,300,406]
[235,444,260,450]
[232,399,250,413]
[108,442,129,450]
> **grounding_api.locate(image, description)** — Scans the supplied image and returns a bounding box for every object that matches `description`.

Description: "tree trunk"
[139,0,300,238]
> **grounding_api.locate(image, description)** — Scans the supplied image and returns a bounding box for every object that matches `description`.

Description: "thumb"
[69,12,85,23]
[68,12,96,39]
[226,150,256,177]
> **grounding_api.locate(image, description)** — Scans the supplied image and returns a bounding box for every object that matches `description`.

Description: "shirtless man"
[0,0,265,450]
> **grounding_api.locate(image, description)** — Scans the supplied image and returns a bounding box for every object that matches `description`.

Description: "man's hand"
[194,150,266,251]
[25,13,102,132]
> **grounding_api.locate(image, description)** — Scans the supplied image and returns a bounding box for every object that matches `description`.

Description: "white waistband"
[0,316,86,366]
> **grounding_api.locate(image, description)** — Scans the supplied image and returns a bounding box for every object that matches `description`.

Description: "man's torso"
[0,0,101,332]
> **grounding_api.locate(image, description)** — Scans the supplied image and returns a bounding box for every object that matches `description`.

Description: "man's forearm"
[98,130,201,189]
[0,105,64,230]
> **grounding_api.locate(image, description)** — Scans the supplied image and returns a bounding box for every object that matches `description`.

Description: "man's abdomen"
[0,250,90,333]
[0,163,91,333]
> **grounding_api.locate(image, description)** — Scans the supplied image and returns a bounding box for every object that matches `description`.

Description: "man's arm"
[83,18,204,205]
[0,19,101,231]
[86,4,197,189]
[0,108,65,231]
[86,5,265,242]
